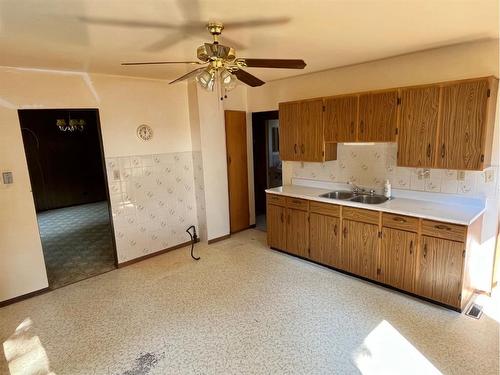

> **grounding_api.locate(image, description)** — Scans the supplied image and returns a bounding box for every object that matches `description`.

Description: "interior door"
[436,79,489,170]
[310,213,340,267]
[299,99,324,161]
[324,95,358,142]
[286,208,309,257]
[417,236,464,307]
[380,227,417,292]
[267,204,286,250]
[397,86,440,167]
[278,102,300,161]
[342,219,379,280]
[358,90,398,142]
[225,110,250,233]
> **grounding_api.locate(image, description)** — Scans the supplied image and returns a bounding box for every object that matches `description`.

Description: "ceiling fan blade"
[240,58,306,69]
[234,69,265,87]
[169,67,207,84]
[78,16,178,29]
[122,61,203,66]
[223,17,290,29]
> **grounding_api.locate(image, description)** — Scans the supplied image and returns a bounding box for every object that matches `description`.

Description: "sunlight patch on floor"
[354,320,441,375]
[3,318,55,375]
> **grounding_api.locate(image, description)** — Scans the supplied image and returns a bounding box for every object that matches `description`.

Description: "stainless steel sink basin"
[319,190,389,204]
[349,194,388,204]
[319,190,355,200]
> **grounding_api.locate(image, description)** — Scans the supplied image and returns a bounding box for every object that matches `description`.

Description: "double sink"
[319,190,389,204]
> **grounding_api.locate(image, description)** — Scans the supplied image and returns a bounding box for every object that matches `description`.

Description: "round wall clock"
[137,124,153,141]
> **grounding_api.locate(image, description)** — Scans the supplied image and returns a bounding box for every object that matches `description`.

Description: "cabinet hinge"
[480,154,485,162]
[378,231,382,238]
[487,89,491,98]
[322,150,325,156]
[322,105,326,112]
[395,128,399,135]
[397,97,401,105]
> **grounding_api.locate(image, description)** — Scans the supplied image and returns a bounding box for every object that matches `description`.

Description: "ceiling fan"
[121,22,306,92]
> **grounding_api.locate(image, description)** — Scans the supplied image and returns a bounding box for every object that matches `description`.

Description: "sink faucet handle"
[369,189,376,195]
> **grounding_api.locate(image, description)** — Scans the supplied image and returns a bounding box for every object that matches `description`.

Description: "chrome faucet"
[349,182,365,194]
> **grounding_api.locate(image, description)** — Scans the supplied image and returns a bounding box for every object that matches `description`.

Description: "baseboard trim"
[0,287,50,308]
[118,240,194,268]
[208,234,231,244]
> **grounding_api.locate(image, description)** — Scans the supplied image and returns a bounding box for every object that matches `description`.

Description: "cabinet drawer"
[382,213,419,232]
[310,201,340,217]
[342,207,379,225]
[266,194,286,207]
[421,219,466,242]
[286,197,309,211]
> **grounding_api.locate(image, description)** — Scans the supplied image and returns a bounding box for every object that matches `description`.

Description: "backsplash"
[290,143,498,198]
[105,152,201,263]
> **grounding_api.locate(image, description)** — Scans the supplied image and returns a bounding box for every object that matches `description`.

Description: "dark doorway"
[252,110,281,231]
[19,109,116,289]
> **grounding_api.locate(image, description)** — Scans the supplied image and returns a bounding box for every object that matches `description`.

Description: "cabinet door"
[417,236,464,308]
[358,90,398,142]
[397,86,440,167]
[299,99,324,162]
[324,95,358,142]
[436,79,489,170]
[342,219,379,280]
[279,102,300,161]
[380,227,417,292]
[286,208,309,257]
[310,213,340,267]
[267,204,286,250]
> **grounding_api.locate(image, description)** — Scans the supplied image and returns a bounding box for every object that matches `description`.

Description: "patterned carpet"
[37,201,116,289]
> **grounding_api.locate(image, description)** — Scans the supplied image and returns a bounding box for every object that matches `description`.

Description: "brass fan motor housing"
[197,43,236,63]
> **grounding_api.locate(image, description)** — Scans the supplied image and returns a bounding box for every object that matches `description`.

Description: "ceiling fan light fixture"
[220,68,237,91]
[196,68,216,91]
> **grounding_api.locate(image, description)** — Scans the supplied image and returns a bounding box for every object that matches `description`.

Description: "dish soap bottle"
[384,180,392,199]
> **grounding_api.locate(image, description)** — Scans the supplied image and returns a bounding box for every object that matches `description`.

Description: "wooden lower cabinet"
[267,204,286,250]
[342,219,379,280]
[379,227,417,292]
[416,236,464,308]
[286,208,309,257]
[309,213,340,267]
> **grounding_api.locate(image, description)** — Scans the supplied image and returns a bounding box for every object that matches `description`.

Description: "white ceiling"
[0,0,498,83]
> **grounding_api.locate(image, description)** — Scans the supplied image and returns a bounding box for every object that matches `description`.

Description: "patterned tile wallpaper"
[290,143,499,198]
[105,152,201,263]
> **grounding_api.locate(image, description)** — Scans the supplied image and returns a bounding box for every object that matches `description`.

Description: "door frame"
[18,108,119,280]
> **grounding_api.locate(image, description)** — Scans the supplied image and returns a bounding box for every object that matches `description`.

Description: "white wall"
[0,67,192,302]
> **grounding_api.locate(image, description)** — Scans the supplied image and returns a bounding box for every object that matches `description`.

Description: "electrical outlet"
[484,169,494,183]
[457,171,465,181]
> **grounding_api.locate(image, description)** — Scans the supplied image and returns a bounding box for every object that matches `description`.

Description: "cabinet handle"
[294,144,298,154]
[334,224,338,236]
[409,240,413,255]
[343,226,348,238]
[426,143,431,158]
[350,121,355,134]
[441,143,446,158]
[393,217,407,223]
[423,244,427,258]
[435,224,451,231]
[360,120,364,133]
[301,144,305,154]
[280,212,284,223]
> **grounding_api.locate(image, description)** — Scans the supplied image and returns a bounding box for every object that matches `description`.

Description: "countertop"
[265,184,485,225]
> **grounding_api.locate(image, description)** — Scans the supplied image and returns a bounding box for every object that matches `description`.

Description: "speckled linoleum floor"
[1,229,498,375]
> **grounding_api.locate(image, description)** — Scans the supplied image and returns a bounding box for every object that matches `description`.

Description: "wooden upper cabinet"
[279,102,300,161]
[299,99,324,162]
[358,90,398,142]
[397,86,440,167]
[436,79,490,170]
[324,95,358,142]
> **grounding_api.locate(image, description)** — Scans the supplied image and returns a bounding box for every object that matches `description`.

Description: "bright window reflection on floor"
[3,318,55,375]
[354,320,441,375]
